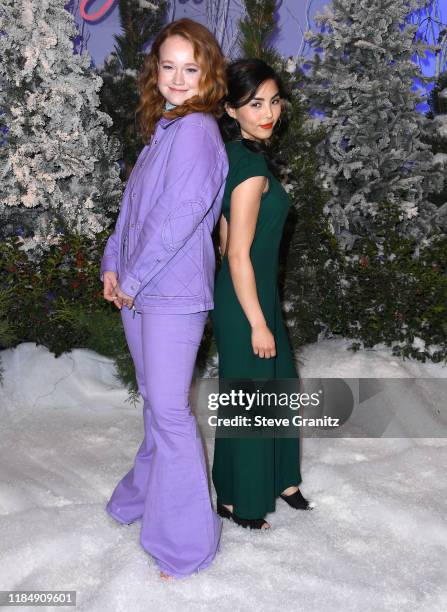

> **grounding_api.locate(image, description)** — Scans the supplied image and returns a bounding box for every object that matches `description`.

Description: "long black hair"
[218,58,288,156]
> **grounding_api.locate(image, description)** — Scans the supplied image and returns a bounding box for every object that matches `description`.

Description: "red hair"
[136,18,227,142]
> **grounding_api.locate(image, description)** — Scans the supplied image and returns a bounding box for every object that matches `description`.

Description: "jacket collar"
[159,115,181,129]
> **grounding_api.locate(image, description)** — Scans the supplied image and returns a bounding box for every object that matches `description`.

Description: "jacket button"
[131,285,136,290]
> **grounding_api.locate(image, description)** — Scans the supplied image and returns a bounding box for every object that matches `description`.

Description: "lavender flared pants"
[106,306,222,578]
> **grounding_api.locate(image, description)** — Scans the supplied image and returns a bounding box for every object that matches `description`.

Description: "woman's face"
[226,79,282,141]
[157,35,202,106]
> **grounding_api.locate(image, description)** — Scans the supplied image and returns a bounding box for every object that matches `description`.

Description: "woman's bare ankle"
[281,485,300,496]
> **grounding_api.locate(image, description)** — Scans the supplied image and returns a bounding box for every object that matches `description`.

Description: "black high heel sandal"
[217,501,270,530]
[280,488,313,510]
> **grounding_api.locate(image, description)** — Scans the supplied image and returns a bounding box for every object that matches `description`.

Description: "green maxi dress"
[211,140,302,519]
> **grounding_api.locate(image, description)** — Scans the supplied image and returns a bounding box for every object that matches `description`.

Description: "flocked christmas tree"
[302,0,444,251]
[0,0,123,253]
[426,70,447,214]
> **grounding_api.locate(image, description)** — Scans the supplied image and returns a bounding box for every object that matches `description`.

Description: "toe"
[262,521,271,529]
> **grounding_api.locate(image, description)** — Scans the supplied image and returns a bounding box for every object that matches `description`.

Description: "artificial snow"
[0,339,446,611]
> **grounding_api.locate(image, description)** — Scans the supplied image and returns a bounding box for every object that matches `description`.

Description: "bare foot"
[160,571,174,581]
[281,485,300,497]
[222,503,271,529]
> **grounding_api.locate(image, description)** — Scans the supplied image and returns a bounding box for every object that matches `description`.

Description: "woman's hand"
[103,271,119,305]
[251,323,276,359]
[103,271,134,310]
[114,284,134,309]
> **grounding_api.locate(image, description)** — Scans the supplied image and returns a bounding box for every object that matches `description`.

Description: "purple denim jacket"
[100,112,228,314]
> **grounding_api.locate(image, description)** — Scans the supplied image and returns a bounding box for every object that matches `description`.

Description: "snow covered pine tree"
[427,72,447,224]
[0,0,122,254]
[303,0,444,250]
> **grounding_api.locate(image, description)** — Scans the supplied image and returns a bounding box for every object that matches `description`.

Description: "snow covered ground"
[0,339,446,612]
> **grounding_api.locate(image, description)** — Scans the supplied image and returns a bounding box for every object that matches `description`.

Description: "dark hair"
[218,58,288,155]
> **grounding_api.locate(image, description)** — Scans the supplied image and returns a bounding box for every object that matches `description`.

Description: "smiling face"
[225,79,282,141]
[157,34,202,106]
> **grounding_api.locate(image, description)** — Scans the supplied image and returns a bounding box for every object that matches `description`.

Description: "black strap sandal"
[217,501,270,529]
[280,488,313,510]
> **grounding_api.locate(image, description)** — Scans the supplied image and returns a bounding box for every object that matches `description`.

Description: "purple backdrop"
[74,0,329,67]
[73,0,442,111]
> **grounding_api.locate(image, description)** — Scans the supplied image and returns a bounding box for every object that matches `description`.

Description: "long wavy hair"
[218,58,288,157]
[136,18,227,143]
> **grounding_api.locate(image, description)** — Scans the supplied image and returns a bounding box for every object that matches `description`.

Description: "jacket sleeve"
[118,121,226,298]
[99,187,130,282]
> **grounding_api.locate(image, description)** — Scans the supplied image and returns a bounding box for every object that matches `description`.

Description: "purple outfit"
[100,111,227,313]
[100,111,228,577]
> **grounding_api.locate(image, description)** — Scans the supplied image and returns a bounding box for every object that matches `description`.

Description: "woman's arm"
[219,215,228,258]
[99,183,131,282]
[227,176,276,359]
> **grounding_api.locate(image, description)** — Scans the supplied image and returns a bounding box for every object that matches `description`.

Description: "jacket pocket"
[141,226,203,298]
[162,200,204,252]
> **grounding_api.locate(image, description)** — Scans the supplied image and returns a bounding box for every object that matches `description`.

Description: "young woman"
[100,19,228,579]
[211,59,312,530]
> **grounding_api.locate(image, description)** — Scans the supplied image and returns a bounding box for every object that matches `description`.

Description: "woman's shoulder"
[178,111,219,132]
[176,112,223,147]
[225,140,268,175]
[223,141,269,195]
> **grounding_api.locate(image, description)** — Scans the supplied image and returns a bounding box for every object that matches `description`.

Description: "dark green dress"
[211,140,302,519]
